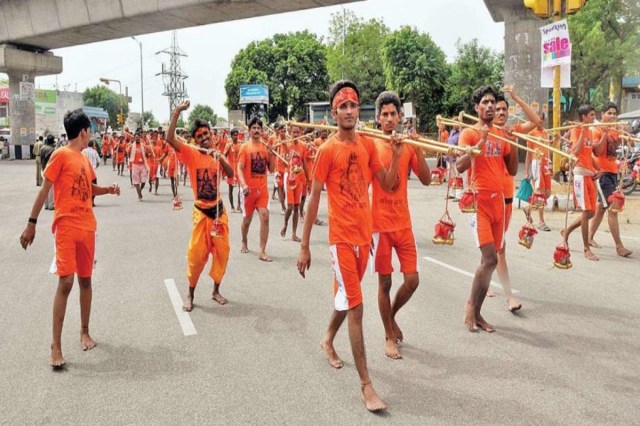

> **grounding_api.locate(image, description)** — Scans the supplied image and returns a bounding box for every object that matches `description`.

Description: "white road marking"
[164,278,197,337]
[423,256,519,294]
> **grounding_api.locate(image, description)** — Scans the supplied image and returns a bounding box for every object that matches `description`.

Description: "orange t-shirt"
[313,134,382,245]
[569,127,595,173]
[225,142,241,173]
[101,136,112,154]
[43,146,97,232]
[287,141,307,182]
[439,129,449,143]
[127,142,147,165]
[178,144,222,209]
[238,141,270,189]
[371,140,419,233]
[275,138,289,173]
[458,126,511,194]
[592,127,619,174]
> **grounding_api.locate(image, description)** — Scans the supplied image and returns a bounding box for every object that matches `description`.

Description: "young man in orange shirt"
[280,123,309,241]
[272,124,289,213]
[223,128,242,213]
[238,116,275,262]
[588,103,632,258]
[20,109,120,368]
[562,104,605,261]
[297,80,402,413]
[456,86,518,332]
[524,112,552,230]
[166,102,234,311]
[491,87,540,312]
[127,130,152,201]
[372,91,431,359]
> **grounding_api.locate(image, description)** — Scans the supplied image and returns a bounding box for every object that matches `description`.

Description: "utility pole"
[156,31,188,119]
[131,36,144,129]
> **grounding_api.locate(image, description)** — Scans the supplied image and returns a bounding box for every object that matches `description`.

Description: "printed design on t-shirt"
[584,136,592,148]
[339,152,366,203]
[290,150,303,173]
[71,166,91,202]
[196,168,218,201]
[250,151,268,175]
[484,139,503,157]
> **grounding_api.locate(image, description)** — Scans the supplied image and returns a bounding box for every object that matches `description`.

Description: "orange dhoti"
[186,207,230,288]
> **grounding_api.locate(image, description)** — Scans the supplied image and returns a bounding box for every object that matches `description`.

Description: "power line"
[156,31,188,116]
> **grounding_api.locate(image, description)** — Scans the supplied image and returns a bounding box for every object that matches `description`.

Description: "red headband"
[332,87,359,110]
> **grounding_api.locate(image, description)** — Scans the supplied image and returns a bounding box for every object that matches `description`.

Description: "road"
[1,159,638,425]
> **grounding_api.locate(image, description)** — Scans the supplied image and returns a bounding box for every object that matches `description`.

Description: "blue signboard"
[239,84,269,105]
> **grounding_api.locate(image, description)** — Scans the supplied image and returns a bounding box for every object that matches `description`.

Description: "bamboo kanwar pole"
[458,111,576,161]
[365,122,472,153]
[286,121,478,155]
[436,115,540,156]
[547,121,629,133]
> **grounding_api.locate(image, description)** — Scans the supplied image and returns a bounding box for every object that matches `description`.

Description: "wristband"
[28,217,37,225]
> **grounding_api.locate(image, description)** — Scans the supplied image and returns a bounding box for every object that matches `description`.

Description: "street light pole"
[100,77,123,130]
[131,37,144,129]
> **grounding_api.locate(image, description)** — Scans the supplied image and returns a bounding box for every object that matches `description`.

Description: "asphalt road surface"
[1,159,639,425]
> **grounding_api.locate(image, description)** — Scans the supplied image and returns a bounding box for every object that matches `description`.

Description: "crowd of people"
[18,78,636,414]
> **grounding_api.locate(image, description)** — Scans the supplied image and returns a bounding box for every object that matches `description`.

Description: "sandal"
[537,223,551,232]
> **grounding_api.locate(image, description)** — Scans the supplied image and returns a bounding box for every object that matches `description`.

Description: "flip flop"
[537,223,551,232]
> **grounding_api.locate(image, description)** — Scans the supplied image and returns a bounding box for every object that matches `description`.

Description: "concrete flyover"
[0,0,361,154]
[484,0,547,119]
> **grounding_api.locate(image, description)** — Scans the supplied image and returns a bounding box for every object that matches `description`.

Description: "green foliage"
[381,26,448,132]
[187,104,218,129]
[225,31,329,122]
[142,111,159,128]
[445,39,504,116]
[567,0,640,113]
[326,11,389,105]
[83,85,129,127]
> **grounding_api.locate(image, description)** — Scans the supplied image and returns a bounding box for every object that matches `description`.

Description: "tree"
[445,39,504,116]
[225,31,329,123]
[381,26,448,132]
[143,111,159,128]
[187,104,218,129]
[567,0,640,113]
[83,85,129,127]
[326,11,389,105]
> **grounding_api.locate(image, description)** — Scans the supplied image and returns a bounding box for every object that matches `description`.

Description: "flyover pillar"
[0,44,62,159]
[484,0,548,117]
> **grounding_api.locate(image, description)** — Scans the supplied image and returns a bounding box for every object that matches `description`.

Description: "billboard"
[239,84,269,105]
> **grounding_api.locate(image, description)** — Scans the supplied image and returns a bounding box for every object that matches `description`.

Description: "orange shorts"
[470,192,505,250]
[532,159,552,192]
[372,228,418,275]
[242,186,269,217]
[53,224,95,277]
[329,243,370,311]
[285,173,304,205]
[573,175,596,212]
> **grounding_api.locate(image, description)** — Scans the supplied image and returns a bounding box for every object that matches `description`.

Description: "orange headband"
[332,87,359,110]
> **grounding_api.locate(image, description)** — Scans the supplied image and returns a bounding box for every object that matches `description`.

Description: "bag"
[515,178,533,202]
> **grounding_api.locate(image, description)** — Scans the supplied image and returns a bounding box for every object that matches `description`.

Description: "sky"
[3,0,504,124]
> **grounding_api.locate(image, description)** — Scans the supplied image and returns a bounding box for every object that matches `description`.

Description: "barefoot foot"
[464,301,478,332]
[212,292,228,305]
[507,297,522,312]
[588,240,602,249]
[292,235,301,242]
[80,331,97,351]
[258,252,272,262]
[476,315,495,332]
[320,340,343,369]
[280,226,286,238]
[361,382,387,413]
[584,249,599,261]
[49,345,66,369]
[616,247,633,258]
[240,245,249,254]
[182,295,194,312]
[384,338,402,359]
